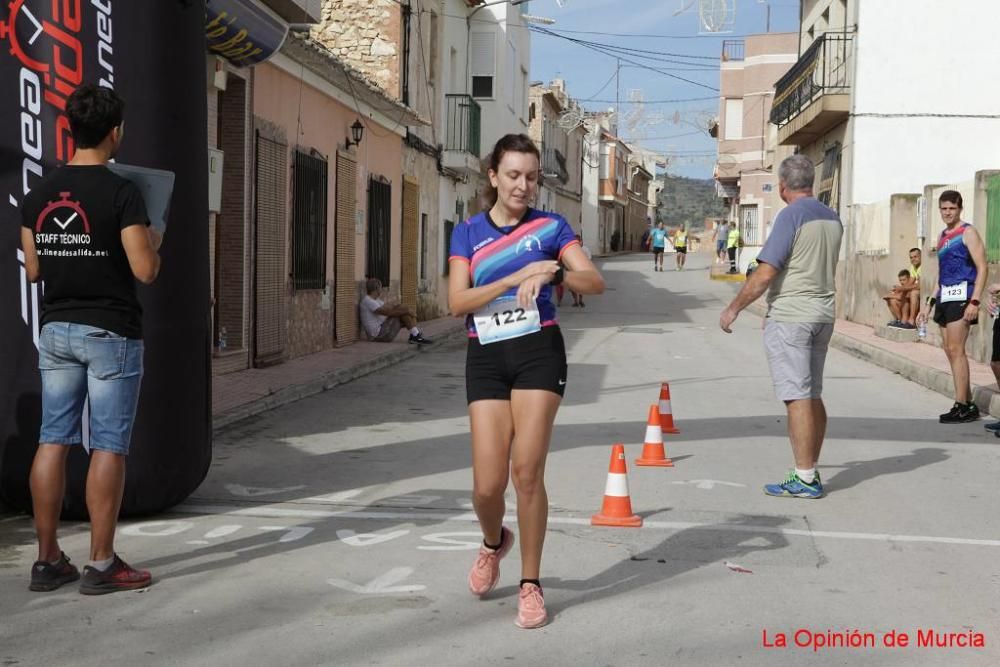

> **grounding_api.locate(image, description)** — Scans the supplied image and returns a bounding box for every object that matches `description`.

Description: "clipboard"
[107,162,175,233]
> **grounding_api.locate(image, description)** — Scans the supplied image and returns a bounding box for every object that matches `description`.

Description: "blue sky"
[526,0,801,179]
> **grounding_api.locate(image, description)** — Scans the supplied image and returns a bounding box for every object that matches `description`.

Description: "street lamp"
[346,119,364,149]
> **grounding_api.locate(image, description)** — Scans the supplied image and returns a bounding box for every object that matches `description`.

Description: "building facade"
[206,0,425,375]
[529,80,585,235]
[712,32,798,270]
[771,0,1000,255]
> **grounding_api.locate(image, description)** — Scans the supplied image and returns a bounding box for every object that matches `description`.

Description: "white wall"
[476,3,532,149]
[581,131,600,257]
[850,0,1000,205]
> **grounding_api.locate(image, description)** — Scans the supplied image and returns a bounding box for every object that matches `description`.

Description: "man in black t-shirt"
[20,85,162,594]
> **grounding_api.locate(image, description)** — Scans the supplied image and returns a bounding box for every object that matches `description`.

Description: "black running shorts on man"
[992,318,1000,363]
[933,300,977,327]
[466,326,567,403]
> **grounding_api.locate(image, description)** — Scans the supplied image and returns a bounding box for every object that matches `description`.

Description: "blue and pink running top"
[937,223,977,288]
[449,208,579,336]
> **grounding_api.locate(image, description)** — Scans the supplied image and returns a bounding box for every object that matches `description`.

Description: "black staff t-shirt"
[22,165,150,339]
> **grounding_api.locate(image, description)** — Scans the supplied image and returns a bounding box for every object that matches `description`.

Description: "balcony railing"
[770,32,853,127]
[722,39,744,62]
[444,94,481,157]
[541,146,569,185]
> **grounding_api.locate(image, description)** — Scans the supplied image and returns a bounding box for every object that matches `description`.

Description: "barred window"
[292,150,328,290]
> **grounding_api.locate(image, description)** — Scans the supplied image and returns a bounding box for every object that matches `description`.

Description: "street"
[2,253,999,666]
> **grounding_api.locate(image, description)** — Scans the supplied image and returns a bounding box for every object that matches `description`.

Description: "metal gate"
[367,176,392,287]
[739,203,760,246]
[254,132,288,365]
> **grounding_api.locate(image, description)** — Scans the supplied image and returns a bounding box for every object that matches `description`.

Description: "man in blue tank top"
[917,190,988,424]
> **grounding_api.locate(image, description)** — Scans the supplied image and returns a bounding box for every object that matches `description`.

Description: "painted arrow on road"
[336,529,410,547]
[327,567,426,594]
[225,483,306,497]
[669,480,746,490]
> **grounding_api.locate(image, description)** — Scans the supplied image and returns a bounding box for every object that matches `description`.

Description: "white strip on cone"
[644,425,662,444]
[659,399,672,413]
[604,472,630,497]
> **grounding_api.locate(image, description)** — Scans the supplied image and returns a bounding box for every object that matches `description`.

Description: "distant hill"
[655,176,727,232]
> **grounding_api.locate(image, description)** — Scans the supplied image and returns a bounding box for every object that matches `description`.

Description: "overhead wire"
[529,26,719,92]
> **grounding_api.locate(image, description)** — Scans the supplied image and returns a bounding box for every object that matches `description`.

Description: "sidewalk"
[212,316,467,431]
[743,295,1000,417]
[828,318,1000,417]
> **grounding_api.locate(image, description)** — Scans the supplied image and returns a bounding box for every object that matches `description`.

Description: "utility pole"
[614,58,621,136]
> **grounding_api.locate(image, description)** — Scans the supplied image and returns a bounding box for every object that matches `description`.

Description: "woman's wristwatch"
[970,299,981,307]
[550,266,565,286]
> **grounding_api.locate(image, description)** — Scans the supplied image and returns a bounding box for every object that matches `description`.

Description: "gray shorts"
[373,317,402,342]
[763,320,834,401]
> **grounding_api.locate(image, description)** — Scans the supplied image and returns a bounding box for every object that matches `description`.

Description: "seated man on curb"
[360,278,433,345]
[884,269,918,329]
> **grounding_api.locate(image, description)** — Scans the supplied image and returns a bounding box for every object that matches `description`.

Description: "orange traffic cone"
[591,444,642,527]
[658,382,681,434]
[636,405,674,467]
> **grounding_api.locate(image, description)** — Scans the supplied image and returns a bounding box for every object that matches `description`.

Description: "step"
[874,323,919,343]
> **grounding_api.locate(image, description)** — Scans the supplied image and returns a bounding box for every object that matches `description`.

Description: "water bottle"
[218,326,227,351]
[917,321,927,339]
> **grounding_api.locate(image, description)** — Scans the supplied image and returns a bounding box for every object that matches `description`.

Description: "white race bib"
[941,282,968,303]
[473,298,541,345]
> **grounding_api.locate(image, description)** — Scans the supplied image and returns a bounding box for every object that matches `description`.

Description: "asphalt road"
[2,253,998,666]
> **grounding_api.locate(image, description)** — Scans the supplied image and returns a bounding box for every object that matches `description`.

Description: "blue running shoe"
[984,421,1000,432]
[763,471,824,499]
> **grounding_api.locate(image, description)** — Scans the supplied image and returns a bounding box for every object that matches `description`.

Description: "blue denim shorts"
[38,322,144,456]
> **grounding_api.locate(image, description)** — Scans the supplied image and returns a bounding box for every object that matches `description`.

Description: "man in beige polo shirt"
[719,154,843,499]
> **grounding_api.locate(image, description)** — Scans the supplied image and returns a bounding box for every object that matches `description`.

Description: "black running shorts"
[933,300,978,327]
[652,247,664,255]
[992,318,1000,362]
[675,246,687,255]
[465,326,567,403]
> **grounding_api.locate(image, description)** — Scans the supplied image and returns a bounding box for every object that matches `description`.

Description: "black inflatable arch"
[0,1,211,518]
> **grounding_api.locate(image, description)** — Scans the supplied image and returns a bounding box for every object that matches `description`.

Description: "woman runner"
[448,134,605,628]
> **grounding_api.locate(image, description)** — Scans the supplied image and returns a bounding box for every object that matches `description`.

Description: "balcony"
[541,147,569,185]
[770,32,854,146]
[722,39,744,62]
[442,94,482,175]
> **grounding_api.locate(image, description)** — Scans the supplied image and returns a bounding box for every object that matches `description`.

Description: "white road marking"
[305,489,364,503]
[120,520,194,536]
[203,525,242,539]
[379,494,441,507]
[337,529,410,547]
[259,526,313,543]
[225,483,306,497]
[327,567,426,594]
[669,480,747,490]
[175,503,1000,549]
[417,532,483,551]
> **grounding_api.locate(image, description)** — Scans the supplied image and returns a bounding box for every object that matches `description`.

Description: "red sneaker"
[467,526,514,597]
[515,582,548,629]
[79,555,152,595]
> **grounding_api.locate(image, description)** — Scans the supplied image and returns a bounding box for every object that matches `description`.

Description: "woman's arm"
[560,244,605,296]
[448,259,558,316]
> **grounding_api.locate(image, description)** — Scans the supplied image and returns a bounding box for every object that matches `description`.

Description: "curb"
[212,324,468,433]
[828,330,1000,418]
[741,297,1000,417]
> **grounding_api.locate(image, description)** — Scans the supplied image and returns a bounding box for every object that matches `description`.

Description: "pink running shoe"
[515,582,548,629]
[467,526,514,597]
